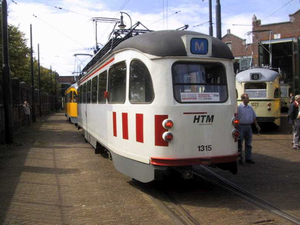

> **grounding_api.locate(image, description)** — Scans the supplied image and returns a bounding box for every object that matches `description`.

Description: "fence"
[0,77,60,143]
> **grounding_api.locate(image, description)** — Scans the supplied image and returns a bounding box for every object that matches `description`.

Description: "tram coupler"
[174,167,194,180]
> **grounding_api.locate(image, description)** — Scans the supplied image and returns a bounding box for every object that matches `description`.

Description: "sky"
[5,0,300,76]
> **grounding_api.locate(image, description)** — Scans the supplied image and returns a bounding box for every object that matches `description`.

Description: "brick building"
[222,29,252,72]
[223,9,300,93]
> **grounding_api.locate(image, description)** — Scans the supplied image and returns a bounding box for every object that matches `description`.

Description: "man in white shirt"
[238,93,261,164]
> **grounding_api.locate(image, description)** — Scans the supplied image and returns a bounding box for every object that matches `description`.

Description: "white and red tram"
[77,30,240,183]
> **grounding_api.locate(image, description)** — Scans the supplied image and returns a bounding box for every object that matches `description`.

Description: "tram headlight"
[162,132,173,142]
[268,107,271,111]
[162,119,174,129]
[268,102,271,107]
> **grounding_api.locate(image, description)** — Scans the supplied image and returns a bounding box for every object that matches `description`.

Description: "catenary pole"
[30,24,36,122]
[38,44,42,116]
[1,0,13,143]
[216,0,222,40]
[209,0,213,36]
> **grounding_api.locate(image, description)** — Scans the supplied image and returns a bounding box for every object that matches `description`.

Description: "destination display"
[181,92,220,102]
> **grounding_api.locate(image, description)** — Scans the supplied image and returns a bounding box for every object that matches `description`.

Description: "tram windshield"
[244,83,266,98]
[172,62,227,103]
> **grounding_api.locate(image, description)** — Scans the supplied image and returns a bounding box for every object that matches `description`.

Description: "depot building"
[222,10,300,94]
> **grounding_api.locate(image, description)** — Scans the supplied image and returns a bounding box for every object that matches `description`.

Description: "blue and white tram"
[77,30,240,183]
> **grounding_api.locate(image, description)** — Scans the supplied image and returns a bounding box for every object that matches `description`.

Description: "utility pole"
[1,0,13,143]
[50,66,53,111]
[54,72,57,111]
[216,0,222,40]
[38,44,42,116]
[30,24,36,122]
[209,0,213,36]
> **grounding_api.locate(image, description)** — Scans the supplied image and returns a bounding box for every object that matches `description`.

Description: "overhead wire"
[262,0,295,21]
[147,10,181,27]
[9,0,91,75]
[10,0,88,49]
[11,0,91,18]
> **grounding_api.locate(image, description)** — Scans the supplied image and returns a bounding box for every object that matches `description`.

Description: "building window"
[226,42,232,50]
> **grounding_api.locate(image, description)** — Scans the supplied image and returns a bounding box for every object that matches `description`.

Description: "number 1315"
[198,145,212,151]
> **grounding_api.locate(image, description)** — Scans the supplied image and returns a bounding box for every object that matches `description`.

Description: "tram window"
[83,83,87,103]
[73,91,78,103]
[92,76,98,103]
[108,61,126,104]
[78,86,81,104]
[172,62,228,103]
[274,88,280,98]
[244,83,266,98]
[71,91,74,102]
[129,60,154,103]
[68,93,71,103]
[87,80,91,103]
[98,71,107,104]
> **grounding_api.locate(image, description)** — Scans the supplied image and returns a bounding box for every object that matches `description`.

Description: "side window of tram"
[72,91,77,103]
[78,86,81,104]
[82,83,87,103]
[92,76,98,103]
[274,88,280,98]
[129,60,154,103]
[108,62,126,104]
[98,71,107,104]
[68,92,72,103]
[87,80,92,103]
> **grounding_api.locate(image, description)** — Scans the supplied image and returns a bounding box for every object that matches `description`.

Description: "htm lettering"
[193,115,214,123]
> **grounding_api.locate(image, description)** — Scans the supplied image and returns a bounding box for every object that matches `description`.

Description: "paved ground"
[1,112,300,225]
[0,113,172,225]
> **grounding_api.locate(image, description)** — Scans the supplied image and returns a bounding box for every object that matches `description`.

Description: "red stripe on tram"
[136,114,144,143]
[113,112,117,137]
[122,113,128,140]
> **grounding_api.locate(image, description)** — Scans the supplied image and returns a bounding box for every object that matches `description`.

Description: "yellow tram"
[236,68,281,127]
[65,83,78,124]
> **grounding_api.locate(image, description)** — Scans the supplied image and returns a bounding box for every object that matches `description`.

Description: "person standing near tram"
[237,93,261,164]
[23,101,31,126]
[288,95,300,149]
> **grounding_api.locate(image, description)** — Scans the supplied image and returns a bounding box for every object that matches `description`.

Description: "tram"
[64,83,78,124]
[236,68,281,127]
[280,83,291,112]
[77,28,240,183]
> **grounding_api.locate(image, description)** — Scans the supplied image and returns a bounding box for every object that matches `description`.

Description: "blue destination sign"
[190,38,208,54]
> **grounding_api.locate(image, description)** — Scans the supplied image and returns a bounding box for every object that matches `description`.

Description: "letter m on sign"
[190,38,208,55]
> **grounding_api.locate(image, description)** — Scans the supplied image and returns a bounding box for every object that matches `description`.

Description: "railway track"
[193,165,300,225]
[134,165,300,225]
[137,181,200,225]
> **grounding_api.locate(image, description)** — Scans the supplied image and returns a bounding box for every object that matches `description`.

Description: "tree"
[0,9,59,94]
